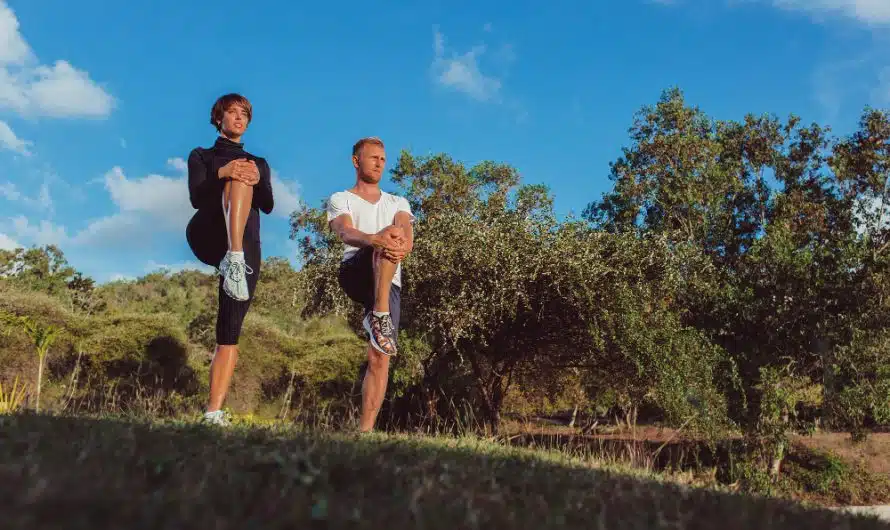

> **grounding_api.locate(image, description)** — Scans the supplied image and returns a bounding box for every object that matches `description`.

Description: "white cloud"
[0,2,31,65]
[167,157,187,173]
[24,61,114,118]
[8,158,301,253]
[102,166,192,229]
[0,2,114,119]
[67,165,192,247]
[270,170,300,219]
[0,119,29,155]
[144,260,215,275]
[0,232,19,250]
[0,180,53,212]
[0,181,19,201]
[431,28,502,102]
[771,0,890,25]
[9,215,67,246]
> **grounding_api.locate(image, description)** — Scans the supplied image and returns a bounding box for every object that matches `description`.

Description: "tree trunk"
[568,404,580,428]
[769,440,785,477]
[35,351,45,413]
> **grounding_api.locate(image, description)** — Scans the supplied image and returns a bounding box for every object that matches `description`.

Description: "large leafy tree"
[586,88,890,473]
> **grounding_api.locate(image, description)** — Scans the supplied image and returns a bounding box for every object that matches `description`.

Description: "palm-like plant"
[20,316,59,412]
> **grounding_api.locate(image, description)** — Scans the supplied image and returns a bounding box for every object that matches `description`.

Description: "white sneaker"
[218,252,231,278]
[202,409,230,426]
[220,252,252,301]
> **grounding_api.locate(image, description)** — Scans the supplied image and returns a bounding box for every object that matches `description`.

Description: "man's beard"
[358,171,379,183]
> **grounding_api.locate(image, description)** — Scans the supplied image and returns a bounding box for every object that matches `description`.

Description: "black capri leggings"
[186,208,262,346]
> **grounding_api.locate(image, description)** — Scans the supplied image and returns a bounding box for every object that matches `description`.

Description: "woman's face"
[219,104,250,138]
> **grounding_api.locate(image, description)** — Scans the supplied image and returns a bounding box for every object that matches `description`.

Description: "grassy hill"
[2,412,888,530]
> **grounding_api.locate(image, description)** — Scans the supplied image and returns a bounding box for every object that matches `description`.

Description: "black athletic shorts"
[186,208,261,346]
[338,246,401,344]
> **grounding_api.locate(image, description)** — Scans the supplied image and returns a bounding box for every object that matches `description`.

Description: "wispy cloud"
[0,119,29,155]
[0,231,18,250]
[431,27,503,102]
[770,0,890,25]
[0,180,52,212]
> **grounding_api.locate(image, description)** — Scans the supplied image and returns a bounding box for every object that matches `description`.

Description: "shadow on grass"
[0,413,887,530]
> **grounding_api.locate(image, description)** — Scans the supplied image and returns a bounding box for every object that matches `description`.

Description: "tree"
[585,88,890,476]
[20,316,60,413]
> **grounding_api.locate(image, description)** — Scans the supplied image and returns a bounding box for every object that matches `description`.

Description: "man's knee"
[366,347,390,373]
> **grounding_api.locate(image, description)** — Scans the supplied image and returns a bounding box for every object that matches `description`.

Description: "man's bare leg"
[207,345,238,412]
[359,248,402,430]
[374,248,398,313]
[359,344,390,432]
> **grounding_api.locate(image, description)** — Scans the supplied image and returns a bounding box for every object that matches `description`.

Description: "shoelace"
[378,315,394,336]
[226,260,253,282]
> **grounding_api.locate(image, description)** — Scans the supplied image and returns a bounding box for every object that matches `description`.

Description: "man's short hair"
[352,136,384,158]
[210,93,252,132]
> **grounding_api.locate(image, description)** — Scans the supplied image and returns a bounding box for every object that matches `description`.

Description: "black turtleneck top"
[187,136,274,244]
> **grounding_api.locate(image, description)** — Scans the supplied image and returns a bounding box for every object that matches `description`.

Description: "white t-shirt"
[326,189,414,287]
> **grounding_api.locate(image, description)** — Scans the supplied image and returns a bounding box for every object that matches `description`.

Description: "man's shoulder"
[329,190,352,201]
[327,190,353,211]
[381,191,411,210]
[381,190,408,203]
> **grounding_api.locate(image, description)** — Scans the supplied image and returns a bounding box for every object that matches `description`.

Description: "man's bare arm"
[393,211,414,251]
[381,211,414,263]
[330,214,400,250]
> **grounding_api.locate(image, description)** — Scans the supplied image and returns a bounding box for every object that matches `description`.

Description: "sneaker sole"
[362,313,396,356]
[223,280,250,302]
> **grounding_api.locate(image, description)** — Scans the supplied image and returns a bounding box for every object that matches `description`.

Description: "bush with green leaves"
[293,150,733,436]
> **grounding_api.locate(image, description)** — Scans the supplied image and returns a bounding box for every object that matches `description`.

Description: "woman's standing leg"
[204,221,262,424]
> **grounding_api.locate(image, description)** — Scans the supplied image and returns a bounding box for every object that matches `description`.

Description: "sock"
[373,311,389,318]
[227,250,245,259]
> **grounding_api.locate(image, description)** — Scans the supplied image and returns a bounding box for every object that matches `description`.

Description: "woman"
[185,93,274,425]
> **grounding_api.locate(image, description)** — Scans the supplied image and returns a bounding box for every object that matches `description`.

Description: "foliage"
[293,149,731,437]
[585,88,890,473]
[0,376,27,414]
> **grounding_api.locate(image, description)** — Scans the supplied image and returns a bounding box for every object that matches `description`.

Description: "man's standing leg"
[359,251,402,432]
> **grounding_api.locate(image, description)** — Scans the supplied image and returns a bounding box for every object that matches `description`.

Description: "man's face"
[354,144,386,183]
[220,104,249,137]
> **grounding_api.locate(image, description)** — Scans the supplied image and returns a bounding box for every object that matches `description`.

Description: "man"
[186,93,274,426]
[327,136,414,432]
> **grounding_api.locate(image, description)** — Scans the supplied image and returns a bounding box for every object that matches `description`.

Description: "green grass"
[1,413,888,529]
[779,446,890,507]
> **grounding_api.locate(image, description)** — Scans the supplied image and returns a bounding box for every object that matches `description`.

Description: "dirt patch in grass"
[1,413,888,529]
[796,432,890,475]
[501,420,890,507]
[779,442,890,508]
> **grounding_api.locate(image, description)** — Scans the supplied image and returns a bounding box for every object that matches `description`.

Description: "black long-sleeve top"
[187,136,274,244]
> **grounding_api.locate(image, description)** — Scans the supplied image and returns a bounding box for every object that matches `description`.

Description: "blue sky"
[0,0,888,283]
